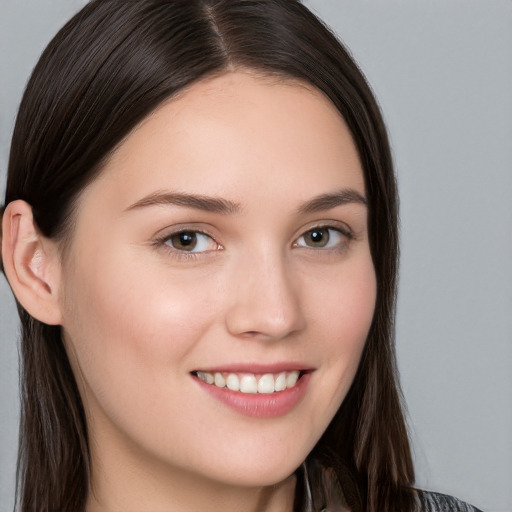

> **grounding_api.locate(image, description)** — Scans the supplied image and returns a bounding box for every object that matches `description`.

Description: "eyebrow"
[124,188,367,215]
[124,191,242,214]
[297,189,367,214]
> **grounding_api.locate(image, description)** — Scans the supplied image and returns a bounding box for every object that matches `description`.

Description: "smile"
[193,370,301,394]
[192,368,312,418]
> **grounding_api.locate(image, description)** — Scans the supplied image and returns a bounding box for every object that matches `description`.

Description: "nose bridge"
[225,243,305,340]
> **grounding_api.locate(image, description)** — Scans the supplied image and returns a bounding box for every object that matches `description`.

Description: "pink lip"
[192,371,312,419]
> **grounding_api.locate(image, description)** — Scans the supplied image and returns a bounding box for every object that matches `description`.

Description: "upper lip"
[192,362,315,374]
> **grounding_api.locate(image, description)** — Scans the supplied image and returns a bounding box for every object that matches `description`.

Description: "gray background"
[1,1,511,511]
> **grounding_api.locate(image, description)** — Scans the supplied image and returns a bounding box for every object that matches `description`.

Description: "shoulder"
[415,489,484,512]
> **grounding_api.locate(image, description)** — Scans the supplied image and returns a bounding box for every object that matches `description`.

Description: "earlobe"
[2,200,63,325]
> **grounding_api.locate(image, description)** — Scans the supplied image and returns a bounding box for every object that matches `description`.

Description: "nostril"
[241,331,262,338]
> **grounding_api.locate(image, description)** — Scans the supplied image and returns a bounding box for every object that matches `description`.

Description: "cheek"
[307,253,376,351]
[64,242,216,346]
[59,246,220,426]
[334,259,376,369]
[305,255,376,410]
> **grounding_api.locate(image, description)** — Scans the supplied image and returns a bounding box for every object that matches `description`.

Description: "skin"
[3,71,376,512]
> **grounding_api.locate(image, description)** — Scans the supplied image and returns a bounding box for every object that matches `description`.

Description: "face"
[58,72,376,490]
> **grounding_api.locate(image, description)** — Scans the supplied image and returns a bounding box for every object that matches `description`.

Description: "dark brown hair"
[3,1,414,511]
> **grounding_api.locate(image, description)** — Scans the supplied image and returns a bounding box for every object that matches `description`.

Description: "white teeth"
[286,370,300,388]
[214,372,225,387]
[274,372,287,392]
[195,370,303,394]
[240,375,258,393]
[257,373,275,394]
[226,374,240,391]
[197,371,214,384]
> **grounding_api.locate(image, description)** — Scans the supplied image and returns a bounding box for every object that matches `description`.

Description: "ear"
[2,200,63,325]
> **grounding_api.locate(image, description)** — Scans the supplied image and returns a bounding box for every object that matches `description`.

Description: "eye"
[164,231,219,253]
[295,227,350,249]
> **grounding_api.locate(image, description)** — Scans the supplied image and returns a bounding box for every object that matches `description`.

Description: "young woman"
[0,1,484,511]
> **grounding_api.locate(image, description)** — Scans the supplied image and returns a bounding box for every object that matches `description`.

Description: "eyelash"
[153,224,354,260]
[153,229,221,260]
[294,225,354,251]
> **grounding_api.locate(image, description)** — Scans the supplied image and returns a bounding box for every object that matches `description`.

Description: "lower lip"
[193,372,312,418]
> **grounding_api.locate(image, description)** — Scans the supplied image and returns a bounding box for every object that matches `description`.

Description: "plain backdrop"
[1,1,511,511]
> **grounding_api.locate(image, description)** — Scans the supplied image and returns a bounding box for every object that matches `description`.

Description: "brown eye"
[165,231,217,252]
[295,227,350,249]
[303,228,330,247]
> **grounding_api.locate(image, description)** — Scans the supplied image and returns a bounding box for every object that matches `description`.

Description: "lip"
[194,362,315,374]
[192,369,313,419]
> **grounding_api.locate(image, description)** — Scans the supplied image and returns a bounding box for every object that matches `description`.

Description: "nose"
[224,249,306,341]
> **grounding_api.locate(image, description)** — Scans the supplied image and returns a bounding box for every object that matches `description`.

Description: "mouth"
[191,366,313,418]
[191,370,306,394]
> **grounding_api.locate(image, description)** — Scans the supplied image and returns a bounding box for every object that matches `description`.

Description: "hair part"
[4,1,414,511]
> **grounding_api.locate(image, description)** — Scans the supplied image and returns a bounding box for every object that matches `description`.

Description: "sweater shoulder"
[416,489,483,512]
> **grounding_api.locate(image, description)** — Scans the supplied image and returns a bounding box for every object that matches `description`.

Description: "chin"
[198,449,306,488]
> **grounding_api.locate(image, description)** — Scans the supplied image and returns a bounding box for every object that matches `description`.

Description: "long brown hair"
[3,1,413,510]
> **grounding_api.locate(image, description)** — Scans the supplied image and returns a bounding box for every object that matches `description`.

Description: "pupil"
[308,229,328,247]
[311,230,323,242]
[172,232,197,250]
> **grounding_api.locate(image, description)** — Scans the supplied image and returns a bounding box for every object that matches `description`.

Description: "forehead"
[79,71,364,212]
